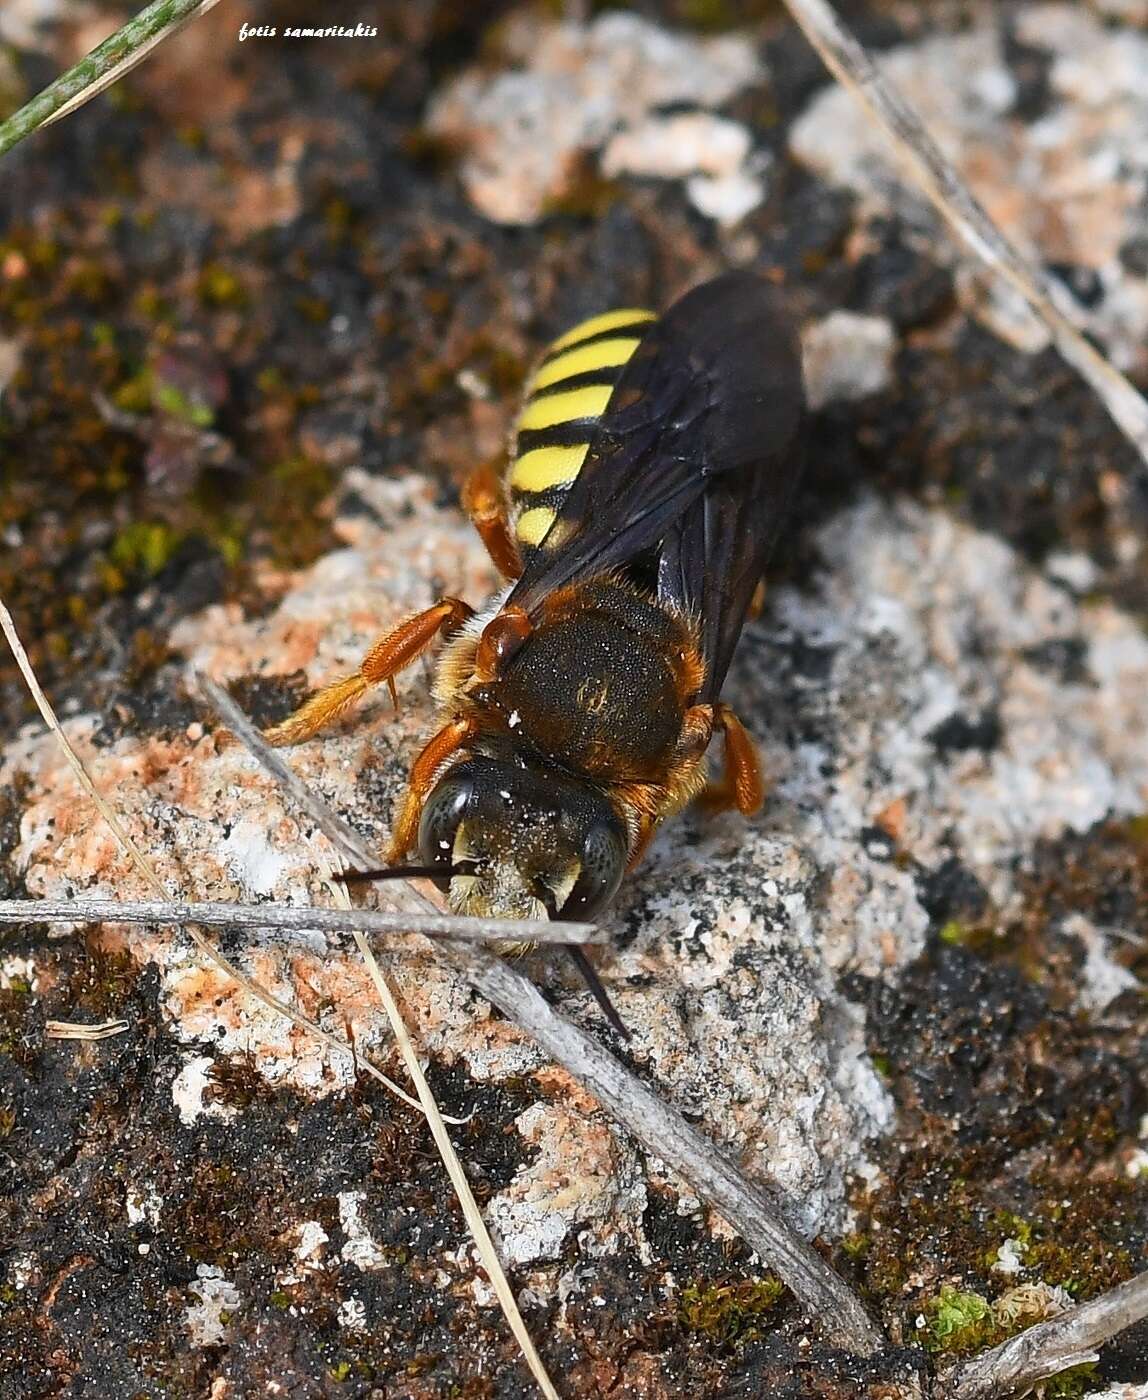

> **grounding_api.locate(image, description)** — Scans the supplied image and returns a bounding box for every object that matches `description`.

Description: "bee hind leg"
[262,597,474,747]
[462,462,523,581]
[699,702,765,816]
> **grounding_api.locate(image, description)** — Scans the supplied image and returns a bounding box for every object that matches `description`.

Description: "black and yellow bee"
[265,273,807,1031]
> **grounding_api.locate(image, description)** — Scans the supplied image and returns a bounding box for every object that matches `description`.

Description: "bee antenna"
[564,943,631,1041]
[336,864,451,884]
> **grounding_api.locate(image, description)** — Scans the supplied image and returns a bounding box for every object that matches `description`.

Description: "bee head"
[417,755,628,925]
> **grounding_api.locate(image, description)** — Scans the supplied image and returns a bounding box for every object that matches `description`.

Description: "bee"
[264,273,807,1032]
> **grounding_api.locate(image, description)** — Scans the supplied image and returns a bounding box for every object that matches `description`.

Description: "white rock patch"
[427,12,763,225]
[185,1264,241,1346]
[801,311,896,409]
[789,6,1148,373]
[338,1190,391,1272]
[171,1054,238,1128]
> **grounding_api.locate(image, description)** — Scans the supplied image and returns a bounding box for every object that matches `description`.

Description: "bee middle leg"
[462,462,522,581]
[262,596,473,747]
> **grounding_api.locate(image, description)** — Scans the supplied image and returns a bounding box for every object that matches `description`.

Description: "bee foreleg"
[700,702,765,816]
[388,714,479,861]
[462,462,523,581]
[262,597,473,747]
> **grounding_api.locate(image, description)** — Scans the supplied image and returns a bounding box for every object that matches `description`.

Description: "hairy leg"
[262,597,473,747]
[462,462,522,580]
[700,702,765,815]
[387,714,479,861]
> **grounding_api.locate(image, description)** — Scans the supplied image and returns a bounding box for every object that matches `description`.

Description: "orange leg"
[618,705,715,871]
[262,597,473,747]
[626,813,660,872]
[387,714,478,861]
[462,462,522,581]
[700,702,765,815]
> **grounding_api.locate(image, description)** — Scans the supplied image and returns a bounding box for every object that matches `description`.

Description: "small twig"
[944,1270,1148,1400]
[780,0,1148,472]
[198,676,385,863]
[0,0,222,159]
[45,1019,129,1040]
[0,897,600,947]
[328,873,560,1400]
[205,678,885,1357]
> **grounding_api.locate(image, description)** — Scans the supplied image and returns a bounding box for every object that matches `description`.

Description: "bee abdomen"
[508,308,655,559]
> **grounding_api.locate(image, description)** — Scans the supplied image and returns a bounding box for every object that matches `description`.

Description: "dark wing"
[507,272,807,701]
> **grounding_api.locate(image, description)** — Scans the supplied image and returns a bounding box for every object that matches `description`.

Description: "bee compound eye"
[560,821,627,921]
[417,775,474,881]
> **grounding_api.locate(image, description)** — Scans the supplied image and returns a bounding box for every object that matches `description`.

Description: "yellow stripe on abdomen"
[515,506,558,547]
[510,442,590,493]
[529,336,643,392]
[507,303,654,558]
[517,382,615,433]
[547,308,654,354]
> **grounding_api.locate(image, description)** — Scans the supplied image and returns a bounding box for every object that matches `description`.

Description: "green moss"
[937,919,998,952]
[110,521,181,577]
[925,1287,994,1354]
[197,262,247,308]
[679,1277,785,1345]
[112,371,153,415]
[840,1231,870,1261]
[152,378,214,428]
[1044,1364,1101,1399]
[990,1212,1033,1249]
[1025,1230,1132,1299]
[678,0,737,30]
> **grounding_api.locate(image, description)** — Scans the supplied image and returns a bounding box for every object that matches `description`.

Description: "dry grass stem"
[326,873,561,1400]
[0,0,222,157]
[780,0,1148,470]
[44,1019,130,1040]
[0,896,600,946]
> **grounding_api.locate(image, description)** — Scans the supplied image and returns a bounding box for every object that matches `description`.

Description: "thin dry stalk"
[0,600,452,1119]
[779,0,1148,471]
[944,1269,1148,1400]
[204,677,885,1357]
[327,873,560,1400]
[0,896,599,946]
[45,1019,130,1040]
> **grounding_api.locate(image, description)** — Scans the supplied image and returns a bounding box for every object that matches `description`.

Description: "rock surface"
[790,3,1148,371]
[426,11,763,225]
[2,1,1148,1396]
